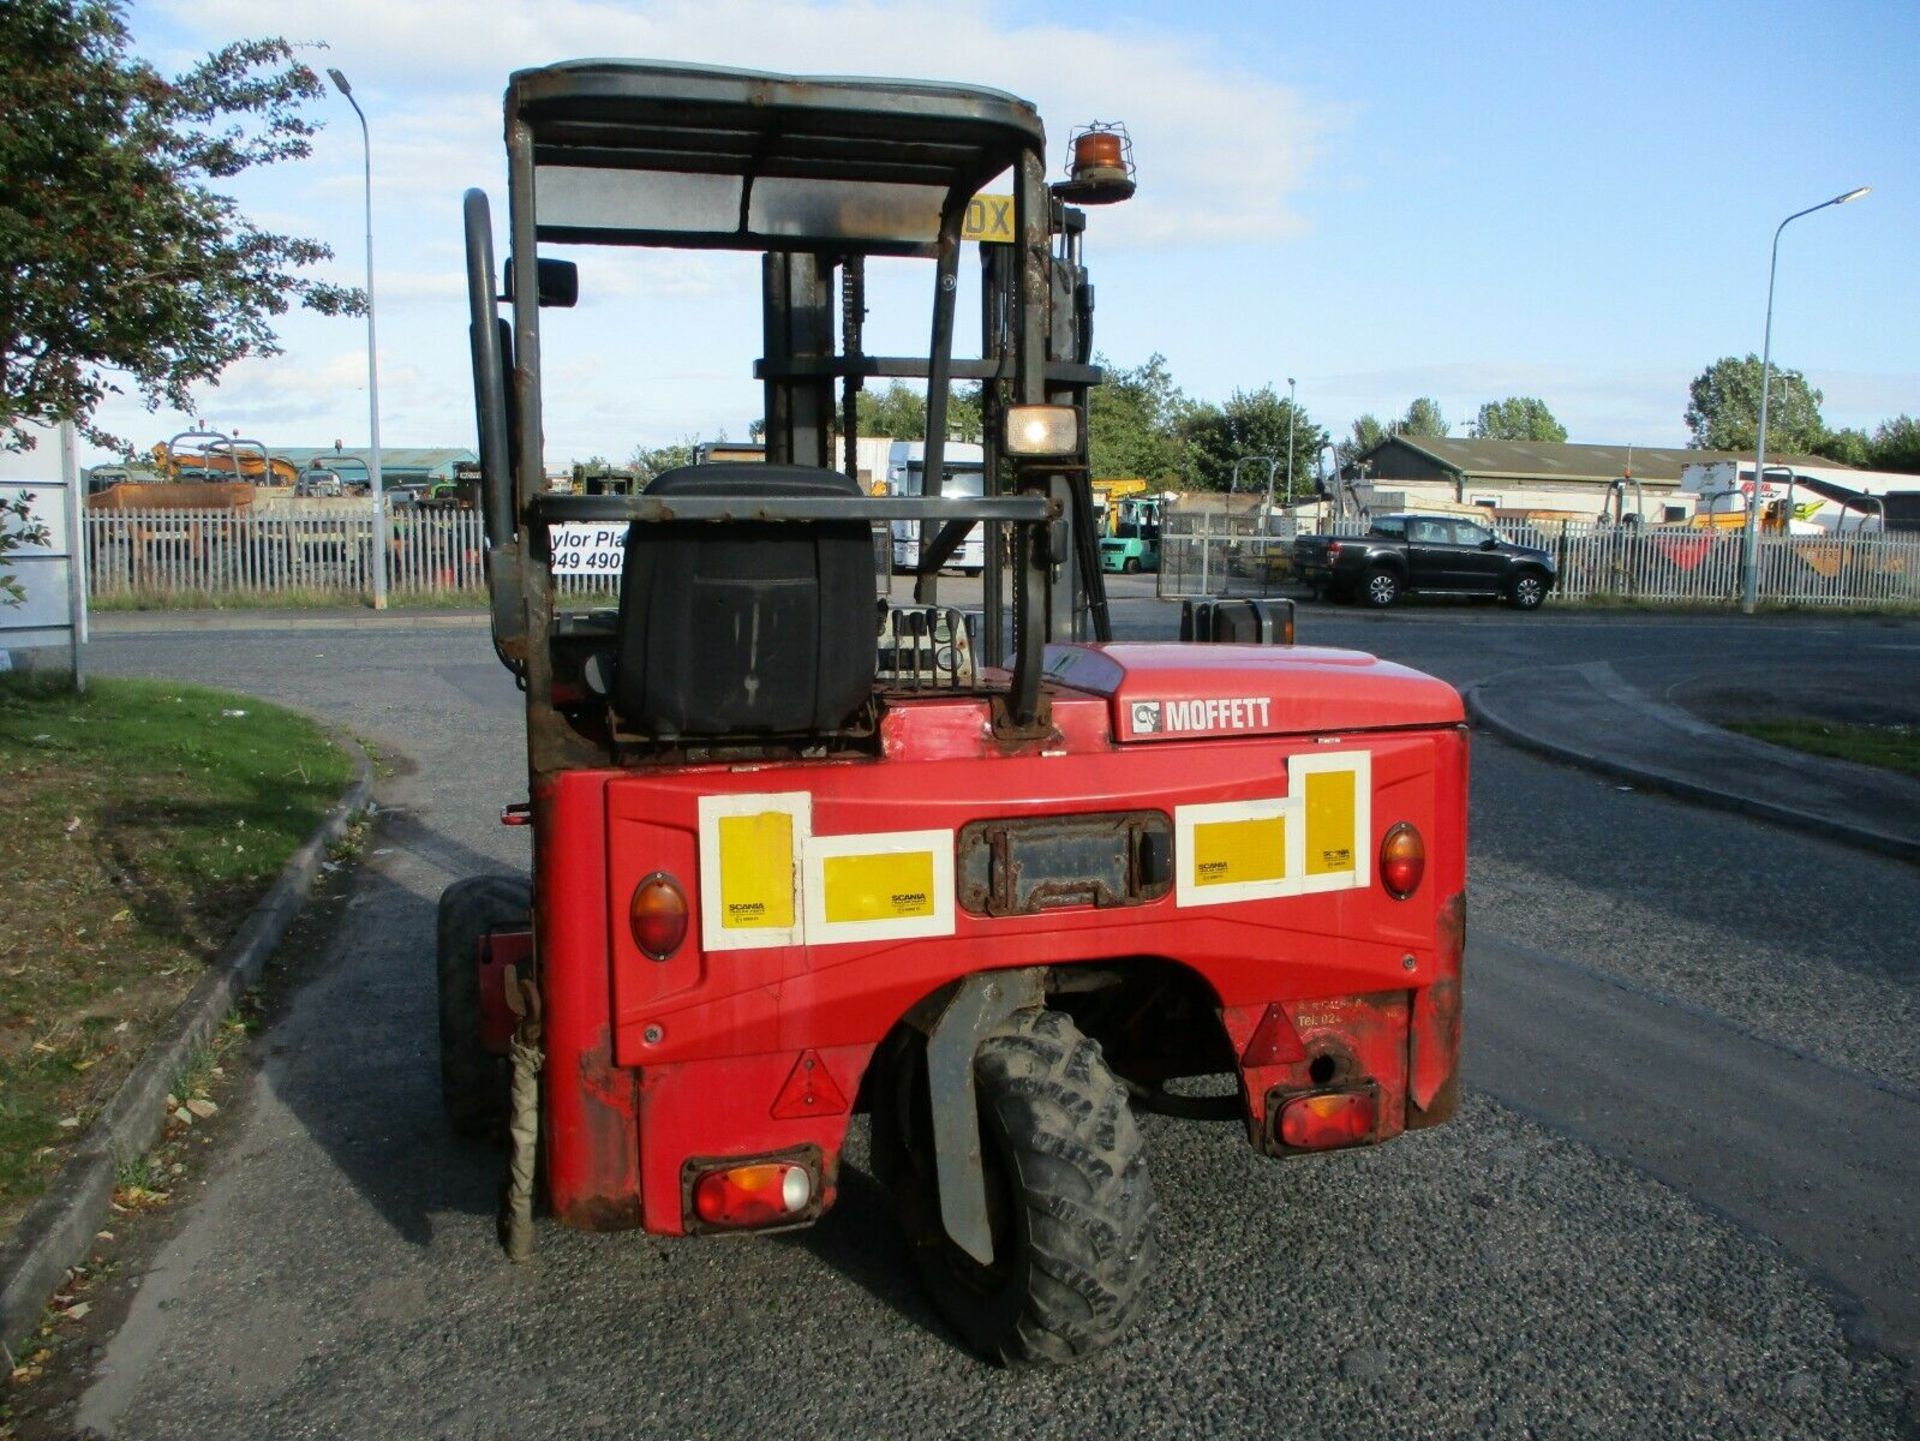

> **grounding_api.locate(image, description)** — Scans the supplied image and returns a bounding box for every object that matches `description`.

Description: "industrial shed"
[1349,436,1840,522]
[276,446,477,486]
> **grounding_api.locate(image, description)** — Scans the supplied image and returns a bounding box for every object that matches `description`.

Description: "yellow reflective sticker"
[1192,815,1286,887]
[1304,769,1356,876]
[717,812,794,930]
[823,851,937,923]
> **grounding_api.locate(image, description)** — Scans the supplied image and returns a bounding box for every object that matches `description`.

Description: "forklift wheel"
[875,1008,1157,1365]
[436,875,531,1136]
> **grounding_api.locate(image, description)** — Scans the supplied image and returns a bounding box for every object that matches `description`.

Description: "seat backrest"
[611,463,877,738]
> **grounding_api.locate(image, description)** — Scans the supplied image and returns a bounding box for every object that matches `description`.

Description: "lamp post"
[1741,185,1869,614]
[1284,377,1297,508]
[327,67,387,610]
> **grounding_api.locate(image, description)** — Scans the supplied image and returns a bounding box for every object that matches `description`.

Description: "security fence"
[85,504,485,601]
[1158,510,1919,609]
[1155,506,1301,601]
[1503,521,1920,607]
[84,504,1920,610]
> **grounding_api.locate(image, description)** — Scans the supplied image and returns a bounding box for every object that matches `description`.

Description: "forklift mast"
[463,61,1127,777]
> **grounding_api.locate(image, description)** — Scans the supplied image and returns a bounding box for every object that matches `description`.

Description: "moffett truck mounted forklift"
[443,59,1468,1365]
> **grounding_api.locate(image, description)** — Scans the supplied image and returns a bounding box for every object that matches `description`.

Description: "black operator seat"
[612,464,877,738]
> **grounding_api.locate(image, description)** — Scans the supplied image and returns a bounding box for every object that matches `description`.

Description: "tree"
[1395,396,1450,439]
[1178,386,1326,498]
[1684,355,1825,454]
[1814,427,1872,468]
[0,492,51,606]
[1471,396,1567,443]
[1870,415,1920,475]
[853,382,926,439]
[1335,413,1388,469]
[627,439,696,480]
[0,1,359,456]
[1088,353,1185,483]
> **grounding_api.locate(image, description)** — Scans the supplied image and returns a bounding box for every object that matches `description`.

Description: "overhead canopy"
[509,60,1045,253]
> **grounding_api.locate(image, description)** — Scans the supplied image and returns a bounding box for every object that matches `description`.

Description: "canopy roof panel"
[509,60,1045,252]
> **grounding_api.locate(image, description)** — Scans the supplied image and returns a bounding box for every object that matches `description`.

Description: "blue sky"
[92,0,1917,467]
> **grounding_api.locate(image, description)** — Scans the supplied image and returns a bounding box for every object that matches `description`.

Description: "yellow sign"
[717,811,796,931]
[1192,816,1287,888]
[963,194,1015,244]
[823,850,937,924]
[1304,770,1357,877]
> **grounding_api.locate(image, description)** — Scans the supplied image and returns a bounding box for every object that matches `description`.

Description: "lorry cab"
[888,441,986,575]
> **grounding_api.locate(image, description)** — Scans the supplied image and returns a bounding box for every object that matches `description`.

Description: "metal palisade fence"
[84,504,1920,610]
[1158,510,1920,609]
[1506,521,1920,607]
[86,503,613,602]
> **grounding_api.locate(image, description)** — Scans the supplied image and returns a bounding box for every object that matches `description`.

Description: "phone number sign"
[548,523,627,574]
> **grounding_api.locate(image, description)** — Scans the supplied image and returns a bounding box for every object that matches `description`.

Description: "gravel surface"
[1470,745,1920,1091]
[53,611,1917,1439]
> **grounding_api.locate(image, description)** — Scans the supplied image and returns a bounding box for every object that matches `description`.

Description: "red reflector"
[1241,1003,1308,1066]
[630,872,688,960]
[692,1163,813,1229]
[1279,1089,1379,1150]
[1380,822,1425,899]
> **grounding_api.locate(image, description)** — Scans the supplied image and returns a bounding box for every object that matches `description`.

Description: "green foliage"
[1684,354,1825,453]
[1178,385,1327,497]
[839,380,981,443]
[854,382,927,439]
[1869,415,1920,474]
[1396,396,1450,439]
[1,491,52,606]
[627,439,697,480]
[1336,413,1388,468]
[0,0,360,455]
[945,383,983,445]
[1471,396,1568,443]
[1088,353,1185,484]
[1813,427,1872,467]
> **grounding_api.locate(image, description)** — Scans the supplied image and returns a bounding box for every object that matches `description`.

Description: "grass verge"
[0,675,351,1236]
[1726,716,1920,778]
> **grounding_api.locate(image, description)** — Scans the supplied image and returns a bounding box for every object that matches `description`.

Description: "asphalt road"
[55,596,1920,1439]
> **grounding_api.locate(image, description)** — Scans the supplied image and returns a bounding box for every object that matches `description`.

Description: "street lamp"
[327,66,388,610]
[1741,184,1869,614]
[1284,377,1297,508]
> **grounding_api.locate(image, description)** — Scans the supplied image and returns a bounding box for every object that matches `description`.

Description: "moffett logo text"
[1133,696,1273,735]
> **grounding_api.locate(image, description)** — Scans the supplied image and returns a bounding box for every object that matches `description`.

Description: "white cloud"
[157,0,1340,248]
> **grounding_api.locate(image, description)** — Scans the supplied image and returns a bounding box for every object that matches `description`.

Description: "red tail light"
[629,872,688,959]
[1278,1088,1379,1150]
[691,1162,814,1229]
[1379,822,1425,899]
[1326,541,1342,560]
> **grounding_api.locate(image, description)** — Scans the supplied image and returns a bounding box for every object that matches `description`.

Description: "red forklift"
[443,60,1467,1365]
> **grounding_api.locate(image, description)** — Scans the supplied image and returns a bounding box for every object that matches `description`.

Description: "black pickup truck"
[1293,513,1556,610]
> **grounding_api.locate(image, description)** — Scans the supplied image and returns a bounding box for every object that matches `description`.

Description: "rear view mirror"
[1481,537,1497,550]
[503,256,580,308]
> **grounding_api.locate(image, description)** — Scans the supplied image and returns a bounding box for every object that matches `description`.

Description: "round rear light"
[630,871,689,959]
[1379,823,1425,899]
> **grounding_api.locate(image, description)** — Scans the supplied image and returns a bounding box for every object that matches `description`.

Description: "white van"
[887,440,986,575]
